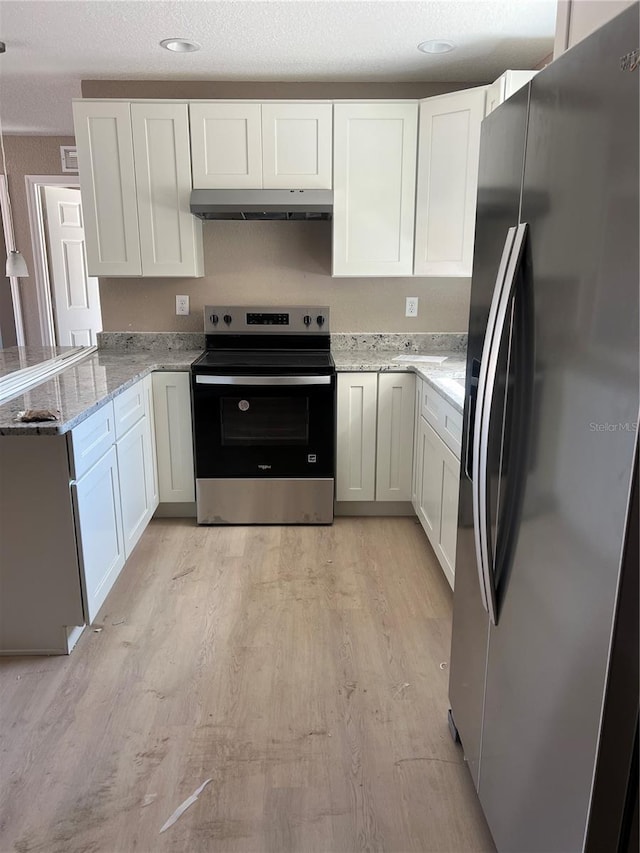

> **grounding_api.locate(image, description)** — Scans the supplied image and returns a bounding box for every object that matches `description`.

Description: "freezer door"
[478,7,640,852]
[448,85,529,788]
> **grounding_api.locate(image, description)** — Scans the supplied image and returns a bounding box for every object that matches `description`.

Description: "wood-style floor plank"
[0,518,494,853]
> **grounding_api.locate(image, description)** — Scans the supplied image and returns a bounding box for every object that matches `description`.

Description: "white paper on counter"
[392,355,448,364]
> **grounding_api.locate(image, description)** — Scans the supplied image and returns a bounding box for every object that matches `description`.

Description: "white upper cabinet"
[414,87,486,278]
[131,103,204,277]
[261,103,332,189]
[72,101,142,276]
[74,100,203,278]
[189,103,263,189]
[485,71,538,117]
[190,102,332,190]
[332,103,418,277]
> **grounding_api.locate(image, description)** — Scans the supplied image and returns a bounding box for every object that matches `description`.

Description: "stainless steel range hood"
[190,189,333,221]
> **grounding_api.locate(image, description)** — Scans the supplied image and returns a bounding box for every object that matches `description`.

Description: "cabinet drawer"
[68,401,116,480]
[114,380,145,439]
[421,382,463,459]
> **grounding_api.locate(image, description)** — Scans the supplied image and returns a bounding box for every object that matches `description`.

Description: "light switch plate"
[176,295,189,316]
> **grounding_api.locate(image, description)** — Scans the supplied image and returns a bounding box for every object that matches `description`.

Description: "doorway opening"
[26,175,102,347]
[0,174,26,347]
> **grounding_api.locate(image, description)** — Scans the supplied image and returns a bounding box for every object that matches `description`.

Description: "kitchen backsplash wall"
[88,78,476,334]
[99,221,472,333]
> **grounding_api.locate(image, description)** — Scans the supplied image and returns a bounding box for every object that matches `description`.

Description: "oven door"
[192,374,335,478]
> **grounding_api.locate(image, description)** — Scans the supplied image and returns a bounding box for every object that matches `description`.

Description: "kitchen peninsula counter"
[0,348,202,435]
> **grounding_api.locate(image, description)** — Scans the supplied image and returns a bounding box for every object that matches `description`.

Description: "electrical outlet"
[176,295,189,316]
[406,296,419,318]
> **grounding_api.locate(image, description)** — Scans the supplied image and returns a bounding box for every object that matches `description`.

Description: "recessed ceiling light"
[160,38,201,53]
[417,40,456,55]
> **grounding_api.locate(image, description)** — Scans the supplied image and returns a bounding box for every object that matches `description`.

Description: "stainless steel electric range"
[191,306,336,525]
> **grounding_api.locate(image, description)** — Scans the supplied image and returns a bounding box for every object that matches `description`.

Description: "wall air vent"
[60,146,78,173]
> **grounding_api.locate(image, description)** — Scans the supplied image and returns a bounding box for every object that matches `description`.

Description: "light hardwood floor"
[0,517,495,853]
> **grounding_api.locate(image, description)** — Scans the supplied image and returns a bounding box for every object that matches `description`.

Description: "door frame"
[25,174,81,347]
[0,175,26,346]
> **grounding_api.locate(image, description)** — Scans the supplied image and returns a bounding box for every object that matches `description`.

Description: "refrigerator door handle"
[472,226,517,616]
[477,222,529,626]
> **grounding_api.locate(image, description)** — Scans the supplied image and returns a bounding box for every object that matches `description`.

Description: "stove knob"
[223,314,232,325]
[303,315,312,327]
[210,313,219,325]
[316,315,325,327]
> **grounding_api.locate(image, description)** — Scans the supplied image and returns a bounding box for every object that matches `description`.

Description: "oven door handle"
[194,375,333,386]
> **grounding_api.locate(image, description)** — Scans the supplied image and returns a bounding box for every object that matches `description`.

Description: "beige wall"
[88,79,475,334]
[554,0,634,57]
[3,135,75,345]
[100,222,471,332]
[81,80,478,100]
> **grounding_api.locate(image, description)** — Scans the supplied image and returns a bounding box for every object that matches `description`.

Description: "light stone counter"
[0,346,87,380]
[0,349,201,435]
[332,350,467,412]
[0,330,468,434]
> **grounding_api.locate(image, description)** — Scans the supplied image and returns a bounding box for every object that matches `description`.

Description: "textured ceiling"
[0,0,557,135]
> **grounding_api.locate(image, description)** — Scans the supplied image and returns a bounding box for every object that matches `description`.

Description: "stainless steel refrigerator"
[448,6,639,852]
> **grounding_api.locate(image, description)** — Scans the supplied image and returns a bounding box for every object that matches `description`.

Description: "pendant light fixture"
[0,41,29,279]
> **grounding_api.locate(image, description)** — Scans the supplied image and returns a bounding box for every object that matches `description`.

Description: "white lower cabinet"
[412,380,462,589]
[336,372,415,504]
[152,371,195,503]
[336,373,378,501]
[117,417,154,558]
[72,376,158,625]
[144,374,160,510]
[73,445,125,624]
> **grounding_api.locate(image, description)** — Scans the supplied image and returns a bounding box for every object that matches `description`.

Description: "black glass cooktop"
[192,349,335,375]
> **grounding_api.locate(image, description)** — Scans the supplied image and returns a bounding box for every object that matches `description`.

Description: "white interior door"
[43,186,102,346]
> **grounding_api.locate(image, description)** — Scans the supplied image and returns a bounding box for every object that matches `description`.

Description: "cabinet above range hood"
[190,189,333,221]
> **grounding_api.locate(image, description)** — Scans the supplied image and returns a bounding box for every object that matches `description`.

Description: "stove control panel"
[204,306,330,334]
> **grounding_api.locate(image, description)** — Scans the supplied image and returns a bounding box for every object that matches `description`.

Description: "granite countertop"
[332,349,467,412]
[0,345,86,381]
[0,332,468,435]
[0,349,202,435]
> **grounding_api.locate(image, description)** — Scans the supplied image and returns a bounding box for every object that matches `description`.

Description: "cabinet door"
[438,440,460,588]
[485,71,537,117]
[416,416,459,590]
[131,103,203,277]
[336,373,378,501]
[411,379,423,510]
[72,101,142,276]
[152,372,195,503]
[376,373,415,501]
[333,103,418,276]
[190,103,263,189]
[414,87,486,277]
[144,374,160,512]
[73,446,125,624]
[117,417,153,558]
[261,103,332,189]
[485,77,506,117]
[417,416,441,543]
